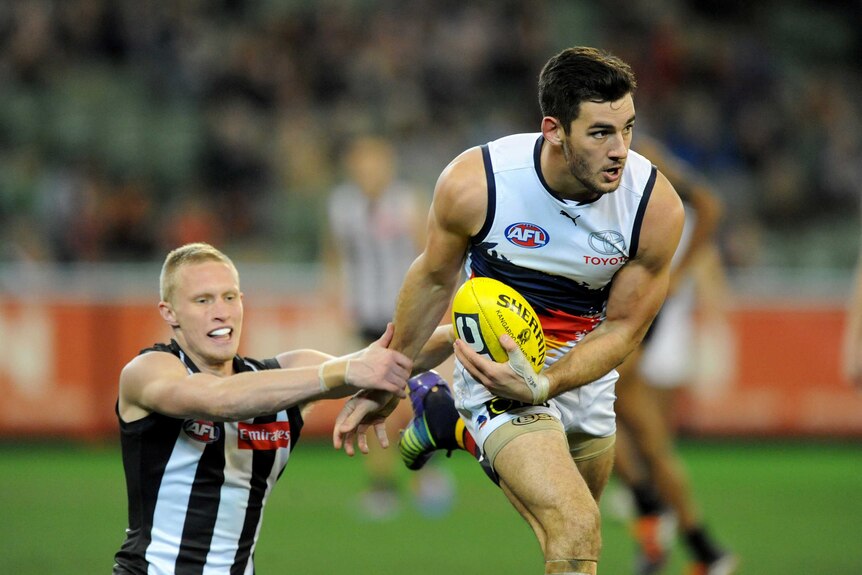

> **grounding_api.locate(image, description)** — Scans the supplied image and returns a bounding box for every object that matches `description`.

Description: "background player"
[843,198,862,389]
[325,134,454,519]
[611,136,738,575]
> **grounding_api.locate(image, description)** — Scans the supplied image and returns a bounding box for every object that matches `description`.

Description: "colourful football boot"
[399,371,453,470]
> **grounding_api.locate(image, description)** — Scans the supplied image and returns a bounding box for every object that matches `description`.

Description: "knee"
[545,497,602,559]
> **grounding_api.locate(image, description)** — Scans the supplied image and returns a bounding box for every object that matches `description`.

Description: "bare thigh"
[494,429,602,561]
[574,445,615,503]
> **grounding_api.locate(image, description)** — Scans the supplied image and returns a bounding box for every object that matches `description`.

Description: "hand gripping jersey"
[465,133,657,365]
[113,340,303,575]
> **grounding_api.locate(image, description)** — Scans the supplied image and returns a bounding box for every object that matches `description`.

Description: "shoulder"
[433,147,488,236]
[437,146,486,189]
[637,171,685,269]
[121,350,188,390]
[118,349,189,420]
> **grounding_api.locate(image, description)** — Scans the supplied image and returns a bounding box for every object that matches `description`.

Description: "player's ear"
[159,301,180,328]
[541,117,564,145]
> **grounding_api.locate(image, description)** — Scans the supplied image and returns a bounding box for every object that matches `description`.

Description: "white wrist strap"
[318,359,351,391]
[507,346,550,404]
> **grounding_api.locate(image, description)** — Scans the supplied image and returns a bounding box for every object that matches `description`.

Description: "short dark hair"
[538,47,637,133]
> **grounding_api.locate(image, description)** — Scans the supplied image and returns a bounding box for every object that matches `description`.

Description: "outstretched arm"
[119,324,412,423]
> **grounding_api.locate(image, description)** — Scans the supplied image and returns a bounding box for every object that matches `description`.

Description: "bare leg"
[494,429,605,574]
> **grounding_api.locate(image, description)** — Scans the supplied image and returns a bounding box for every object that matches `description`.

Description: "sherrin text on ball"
[451,277,546,372]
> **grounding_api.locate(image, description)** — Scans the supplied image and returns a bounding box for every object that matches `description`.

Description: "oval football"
[451,277,546,372]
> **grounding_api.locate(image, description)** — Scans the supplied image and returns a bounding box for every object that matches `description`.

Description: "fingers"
[504,338,531,377]
[332,402,351,448]
[372,421,389,449]
[332,392,397,455]
[453,339,492,384]
[373,322,395,348]
[356,425,369,455]
[498,333,517,352]
[356,350,411,397]
[332,404,354,453]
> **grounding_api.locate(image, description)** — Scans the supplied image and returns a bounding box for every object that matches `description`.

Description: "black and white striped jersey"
[113,340,303,575]
[327,180,422,336]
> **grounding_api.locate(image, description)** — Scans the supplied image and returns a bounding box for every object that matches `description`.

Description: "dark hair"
[538,47,637,133]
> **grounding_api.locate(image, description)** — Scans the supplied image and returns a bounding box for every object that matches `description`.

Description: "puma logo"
[560,211,581,226]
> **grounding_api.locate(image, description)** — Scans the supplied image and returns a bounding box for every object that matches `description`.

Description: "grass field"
[1,439,860,574]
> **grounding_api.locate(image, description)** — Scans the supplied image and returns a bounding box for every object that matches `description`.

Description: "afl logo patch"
[505,222,549,248]
[183,419,221,444]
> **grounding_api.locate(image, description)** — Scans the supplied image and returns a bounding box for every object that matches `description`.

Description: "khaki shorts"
[483,414,616,469]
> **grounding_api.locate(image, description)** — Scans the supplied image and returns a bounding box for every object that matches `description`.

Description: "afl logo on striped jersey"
[505,222,549,248]
[183,419,221,444]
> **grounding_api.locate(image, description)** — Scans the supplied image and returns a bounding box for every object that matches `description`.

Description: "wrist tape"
[507,346,550,404]
[318,359,350,391]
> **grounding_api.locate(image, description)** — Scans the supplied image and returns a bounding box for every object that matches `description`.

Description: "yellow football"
[451,277,546,372]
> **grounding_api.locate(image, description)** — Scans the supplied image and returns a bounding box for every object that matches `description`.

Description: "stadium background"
[0,1,860,573]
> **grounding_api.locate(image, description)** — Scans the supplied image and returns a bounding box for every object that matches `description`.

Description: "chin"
[204,339,239,360]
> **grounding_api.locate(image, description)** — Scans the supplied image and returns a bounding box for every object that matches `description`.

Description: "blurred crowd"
[0,0,859,270]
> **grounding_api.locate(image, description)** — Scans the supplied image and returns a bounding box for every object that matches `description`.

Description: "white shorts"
[639,281,696,389]
[451,359,618,454]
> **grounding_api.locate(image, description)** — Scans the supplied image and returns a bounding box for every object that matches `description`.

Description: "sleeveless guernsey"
[453,133,656,442]
[113,340,303,575]
[466,132,656,360]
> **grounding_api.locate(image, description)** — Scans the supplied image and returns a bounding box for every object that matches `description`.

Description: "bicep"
[417,150,487,282]
[275,349,332,369]
[120,353,218,419]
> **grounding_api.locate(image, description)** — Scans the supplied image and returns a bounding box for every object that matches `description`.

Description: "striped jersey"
[327,181,421,335]
[113,340,303,575]
[464,133,657,363]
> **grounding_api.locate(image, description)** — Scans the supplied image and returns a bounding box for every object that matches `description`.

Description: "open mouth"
[208,327,232,338]
[602,165,623,181]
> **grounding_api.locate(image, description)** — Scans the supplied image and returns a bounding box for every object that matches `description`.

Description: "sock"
[423,385,460,451]
[631,482,666,516]
[684,525,724,564]
[423,386,500,485]
[455,418,480,459]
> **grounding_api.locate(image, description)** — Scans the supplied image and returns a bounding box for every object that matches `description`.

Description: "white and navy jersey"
[113,340,303,575]
[465,133,657,362]
[328,181,421,337]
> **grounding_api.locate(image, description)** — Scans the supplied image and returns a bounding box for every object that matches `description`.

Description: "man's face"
[559,94,636,199]
[162,261,243,370]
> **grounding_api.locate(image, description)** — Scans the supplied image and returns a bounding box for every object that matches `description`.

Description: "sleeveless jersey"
[465,132,657,363]
[113,340,303,575]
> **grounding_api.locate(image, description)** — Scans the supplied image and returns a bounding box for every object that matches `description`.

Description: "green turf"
[0,439,860,574]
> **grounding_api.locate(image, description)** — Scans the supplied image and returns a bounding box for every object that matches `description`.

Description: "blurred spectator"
[0,0,858,270]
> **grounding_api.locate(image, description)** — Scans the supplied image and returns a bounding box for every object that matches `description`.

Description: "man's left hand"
[332,389,400,456]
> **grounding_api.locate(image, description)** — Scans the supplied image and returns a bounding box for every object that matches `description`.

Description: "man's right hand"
[345,323,412,397]
[318,323,412,396]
